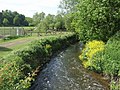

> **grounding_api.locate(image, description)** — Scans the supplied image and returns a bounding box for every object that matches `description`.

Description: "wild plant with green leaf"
[74,0,120,42]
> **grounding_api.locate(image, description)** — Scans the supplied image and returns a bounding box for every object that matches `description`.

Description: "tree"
[0,10,29,26]
[26,17,33,26]
[19,14,25,25]
[2,10,14,26]
[0,12,2,26]
[37,19,48,32]
[54,14,65,30]
[3,18,9,26]
[33,12,45,25]
[58,0,79,31]
[22,20,29,26]
[64,13,75,31]
[74,0,120,42]
[45,14,55,30]
[37,14,54,32]
[59,0,79,14]
[13,15,20,26]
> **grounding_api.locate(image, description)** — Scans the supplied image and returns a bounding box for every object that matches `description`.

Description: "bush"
[91,32,120,76]
[3,35,24,40]
[0,33,79,90]
[80,32,120,76]
[79,40,105,69]
[74,0,120,42]
[91,32,120,90]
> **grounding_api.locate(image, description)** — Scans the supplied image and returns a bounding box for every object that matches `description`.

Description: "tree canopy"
[0,10,29,26]
[59,0,120,42]
[33,13,66,32]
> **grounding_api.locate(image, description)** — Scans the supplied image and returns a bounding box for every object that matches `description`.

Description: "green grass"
[0,33,78,90]
[0,26,34,36]
[0,32,72,58]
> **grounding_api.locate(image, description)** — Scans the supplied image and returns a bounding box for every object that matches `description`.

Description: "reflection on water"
[30,43,108,90]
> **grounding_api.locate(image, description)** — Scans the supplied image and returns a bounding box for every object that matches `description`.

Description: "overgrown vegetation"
[74,0,120,42]
[33,13,65,32]
[0,10,29,26]
[79,32,120,90]
[79,40,105,69]
[1,0,120,89]
[0,33,79,90]
[59,0,120,89]
[3,35,25,40]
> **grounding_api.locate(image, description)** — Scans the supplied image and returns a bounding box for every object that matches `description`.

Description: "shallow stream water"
[30,43,108,90]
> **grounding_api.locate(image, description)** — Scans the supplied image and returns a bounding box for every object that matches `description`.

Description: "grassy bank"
[0,32,71,57]
[79,31,120,90]
[0,33,79,90]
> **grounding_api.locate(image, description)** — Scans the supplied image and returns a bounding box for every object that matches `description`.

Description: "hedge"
[0,33,79,90]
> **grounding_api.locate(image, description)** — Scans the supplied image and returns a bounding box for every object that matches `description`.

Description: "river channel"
[30,43,108,90]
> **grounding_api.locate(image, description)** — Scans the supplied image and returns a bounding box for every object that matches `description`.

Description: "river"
[30,43,108,90]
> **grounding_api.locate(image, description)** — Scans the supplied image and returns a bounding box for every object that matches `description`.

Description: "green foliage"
[35,13,66,32]
[80,32,120,76]
[0,10,29,26]
[91,32,120,76]
[79,40,105,69]
[32,12,45,26]
[0,12,2,26]
[3,35,24,40]
[13,15,20,26]
[0,33,79,90]
[64,13,75,31]
[25,17,34,26]
[36,20,48,32]
[54,14,65,30]
[59,0,79,32]
[59,0,79,14]
[3,18,9,26]
[110,80,120,90]
[74,0,120,42]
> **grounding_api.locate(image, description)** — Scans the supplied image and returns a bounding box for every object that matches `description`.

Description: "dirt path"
[0,38,36,48]
[0,36,54,48]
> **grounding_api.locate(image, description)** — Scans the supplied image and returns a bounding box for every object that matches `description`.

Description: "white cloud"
[0,0,62,17]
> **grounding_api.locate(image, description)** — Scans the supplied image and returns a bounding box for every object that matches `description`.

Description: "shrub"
[74,0,120,42]
[3,35,24,40]
[79,40,105,69]
[91,32,120,76]
[0,33,79,90]
[90,32,120,90]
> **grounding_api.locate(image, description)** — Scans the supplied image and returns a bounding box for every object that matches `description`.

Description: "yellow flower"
[79,40,105,68]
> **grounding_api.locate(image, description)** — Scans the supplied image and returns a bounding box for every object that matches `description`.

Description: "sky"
[0,0,62,17]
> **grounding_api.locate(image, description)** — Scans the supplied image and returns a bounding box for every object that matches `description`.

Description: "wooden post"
[4,27,5,37]
[17,27,19,36]
[10,27,12,36]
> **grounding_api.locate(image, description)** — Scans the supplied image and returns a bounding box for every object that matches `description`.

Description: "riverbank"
[0,33,79,90]
[30,42,108,90]
[79,31,120,90]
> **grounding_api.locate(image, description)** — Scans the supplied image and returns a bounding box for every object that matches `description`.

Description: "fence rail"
[0,27,69,38]
[0,27,34,38]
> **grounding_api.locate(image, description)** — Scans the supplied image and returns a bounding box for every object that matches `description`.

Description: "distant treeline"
[0,10,66,32]
[0,10,31,26]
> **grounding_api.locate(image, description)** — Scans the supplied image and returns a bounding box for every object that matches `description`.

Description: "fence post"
[10,27,12,36]
[4,27,5,37]
[17,27,19,36]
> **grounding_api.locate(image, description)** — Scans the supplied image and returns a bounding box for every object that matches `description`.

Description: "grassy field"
[0,32,72,58]
[0,27,34,36]
[0,26,71,58]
